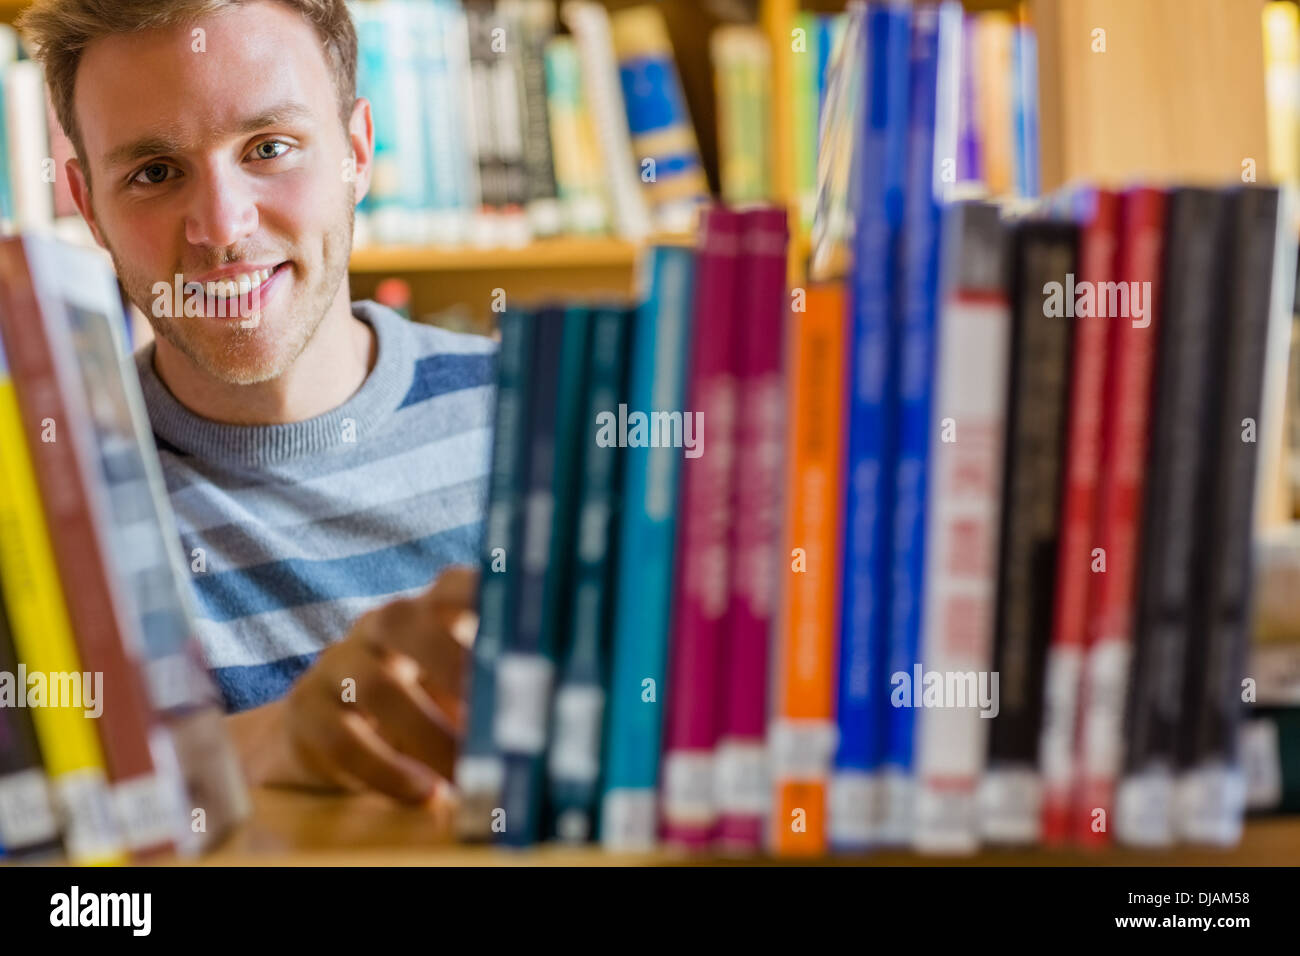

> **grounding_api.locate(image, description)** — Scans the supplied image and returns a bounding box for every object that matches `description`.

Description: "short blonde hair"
[17,0,358,162]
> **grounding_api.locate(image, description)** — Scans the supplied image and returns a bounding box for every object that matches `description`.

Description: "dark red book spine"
[1072,188,1167,848]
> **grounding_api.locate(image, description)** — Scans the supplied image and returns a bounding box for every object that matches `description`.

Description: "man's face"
[68,1,369,386]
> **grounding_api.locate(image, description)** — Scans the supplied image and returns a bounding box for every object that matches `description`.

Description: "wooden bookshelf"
[194,786,1300,866]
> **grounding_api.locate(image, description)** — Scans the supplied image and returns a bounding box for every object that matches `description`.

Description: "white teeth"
[203,267,274,299]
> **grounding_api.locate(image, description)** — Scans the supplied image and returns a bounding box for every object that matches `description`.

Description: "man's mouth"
[184,261,291,321]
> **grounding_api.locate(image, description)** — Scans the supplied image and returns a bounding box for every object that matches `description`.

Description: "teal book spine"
[599,245,696,851]
[546,305,633,842]
[456,309,534,841]
[496,307,591,847]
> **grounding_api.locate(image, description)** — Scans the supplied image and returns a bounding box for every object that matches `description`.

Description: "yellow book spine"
[1263,1,1300,185]
[0,374,126,865]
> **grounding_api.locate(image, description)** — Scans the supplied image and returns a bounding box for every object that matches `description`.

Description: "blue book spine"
[350,1,398,236]
[1013,23,1040,198]
[599,246,695,851]
[880,4,946,845]
[546,306,632,843]
[830,2,911,853]
[496,307,591,848]
[455,310,532,841]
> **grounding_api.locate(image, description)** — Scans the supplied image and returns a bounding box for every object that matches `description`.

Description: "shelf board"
[349,237,641,273]
[189,787,1300,867]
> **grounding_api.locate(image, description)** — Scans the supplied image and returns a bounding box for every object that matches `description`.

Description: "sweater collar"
[135,300,413,467]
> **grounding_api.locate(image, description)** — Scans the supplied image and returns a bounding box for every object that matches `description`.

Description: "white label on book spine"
[1176,763,1245,847]
[493,653,555,755]
[0,769,58,848]
[1242,719,1283,810]
[1038,646,1083,786]
[828,771,878,848]
[915,782,978,856]
[770,720,836,781]
[1080,638,1131,777]
[55,770,122,862]
[715,740,768,816]
[548,685,605,784]
[455,754,505,797]
[601,789,656,852]
[1115,768,1173,847]
[978,767,1041,845]
[877,769,914,846]
[114,773,180,851]
[662,750,715,827]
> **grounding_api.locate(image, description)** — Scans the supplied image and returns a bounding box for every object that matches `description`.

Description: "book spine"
[979,220,1077,845]
[880,5,944,845]
[0,559,62,860]
[494,307,590,847]
[510,0,562,237]
[466,0,507,244]
[1263,3,1300,186]
[1177,187,1296,845]
[599,246,694,851]
[609,5,707,235]
[716,207,789,853]
[660,207,742,850]
[4,62,53,229]
[351,1,399,245]
[456,310,533,841]
[791,11,820,234]
[417,0,463,245]
[974,12,1013,196]
[546,306,631,843]
[490,0,532,244]
[710,27,772,207]
[1073,187,1168,847]
[0,238,176,858]
[830,0,909,853]
[562,0,652,240]
[1038,188,1120,846]
[913,201,1011,854]
[1012,20,1039,197]
[0,328,124,865]
[1116,189,1231,847]
[440,0,484,235]
[770,282,846,858]
[543,36,608,235]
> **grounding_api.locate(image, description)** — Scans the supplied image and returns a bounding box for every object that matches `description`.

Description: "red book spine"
[1038,190,1120,845]
[716,207,789,852]
[1072,189,1167,847]
[0,239,174,858]
[660,207,744,849]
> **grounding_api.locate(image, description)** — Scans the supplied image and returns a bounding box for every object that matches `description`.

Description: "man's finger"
[354,651,462,778]
[357,596,469,702]
[312,708,441,804]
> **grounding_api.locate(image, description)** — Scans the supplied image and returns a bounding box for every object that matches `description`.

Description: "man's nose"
[183,165,259,249]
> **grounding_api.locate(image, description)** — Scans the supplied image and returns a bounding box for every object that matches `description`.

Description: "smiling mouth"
[186,261,290,320]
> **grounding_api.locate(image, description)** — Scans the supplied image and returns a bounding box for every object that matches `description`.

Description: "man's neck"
[152,284,376,426]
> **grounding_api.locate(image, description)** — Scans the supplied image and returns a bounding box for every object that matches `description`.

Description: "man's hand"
[226,567,479,804]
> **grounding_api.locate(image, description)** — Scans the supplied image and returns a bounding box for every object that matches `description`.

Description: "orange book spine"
[769,282,846,857]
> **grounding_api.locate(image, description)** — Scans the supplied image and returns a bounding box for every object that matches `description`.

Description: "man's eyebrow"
[103,103,316,170]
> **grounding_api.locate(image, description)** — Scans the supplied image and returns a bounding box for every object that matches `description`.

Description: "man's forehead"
[73,1,331,165]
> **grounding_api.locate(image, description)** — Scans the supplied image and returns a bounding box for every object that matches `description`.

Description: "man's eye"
[131,163,175,186]
[251,141,290,161]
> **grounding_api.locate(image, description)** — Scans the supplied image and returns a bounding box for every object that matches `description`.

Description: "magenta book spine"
[717,207,790,851]
[660,206,744,849]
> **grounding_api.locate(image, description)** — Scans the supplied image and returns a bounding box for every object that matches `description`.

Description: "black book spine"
[1117,188,1231,845]
[0,586,63,859]
[513,1,559,211]
[1178,187,1289,843]
[466,1,507,214]
[982,221,1077,838]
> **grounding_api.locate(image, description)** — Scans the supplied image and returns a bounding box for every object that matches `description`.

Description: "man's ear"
[346,97,373,207]
[66,157,109,250]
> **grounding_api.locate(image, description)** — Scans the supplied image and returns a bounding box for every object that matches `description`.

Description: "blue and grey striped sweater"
[134,301,497,712]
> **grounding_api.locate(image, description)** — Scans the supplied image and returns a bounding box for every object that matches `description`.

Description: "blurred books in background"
[456,2,1299,858]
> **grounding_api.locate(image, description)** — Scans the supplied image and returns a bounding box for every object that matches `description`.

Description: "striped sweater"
[134,301,497,712]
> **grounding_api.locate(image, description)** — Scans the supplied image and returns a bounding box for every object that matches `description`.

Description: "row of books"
[0,235,248,863]
[350,0,708,248]
[455,0,1297,858]
[715,3,1039,226]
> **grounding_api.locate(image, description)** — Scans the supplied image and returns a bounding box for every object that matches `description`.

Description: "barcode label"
[715,740,768,816]
[0,769,59,849]
[662,750,715,827]
[114,773,181,851]
[600,789,656,851]
[770,720,836,781]
[548,685,605,784]
[493,654,554,755]
[55,770,123,863]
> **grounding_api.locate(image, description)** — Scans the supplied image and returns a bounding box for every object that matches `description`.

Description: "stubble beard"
[110,196,355,387]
